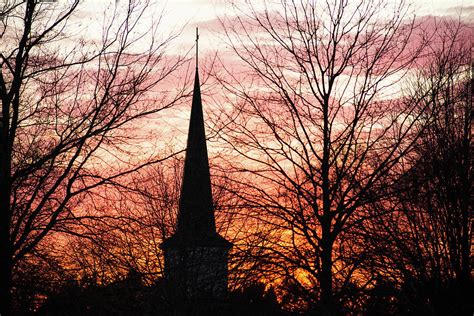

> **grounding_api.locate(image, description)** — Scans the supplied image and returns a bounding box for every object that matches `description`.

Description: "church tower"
[161,29,232,307]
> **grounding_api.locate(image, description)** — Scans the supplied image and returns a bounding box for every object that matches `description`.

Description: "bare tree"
[40,154,244,309]
[0,1,189,314]
[211,0,436,313]
[358,19,472,314]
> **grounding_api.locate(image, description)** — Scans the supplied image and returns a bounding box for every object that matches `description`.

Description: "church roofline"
[161,231,232,249]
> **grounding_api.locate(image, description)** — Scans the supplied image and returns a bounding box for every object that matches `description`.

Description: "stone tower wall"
[164,246,230,299]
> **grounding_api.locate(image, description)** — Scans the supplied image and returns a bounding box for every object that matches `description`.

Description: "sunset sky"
[111,0,473,159]
[163,0,473,55]
[1,1,472,314]
[71,0,473,53]
[26,0,471,157]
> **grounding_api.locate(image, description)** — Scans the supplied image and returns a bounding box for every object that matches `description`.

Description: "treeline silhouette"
[17,268,285,315]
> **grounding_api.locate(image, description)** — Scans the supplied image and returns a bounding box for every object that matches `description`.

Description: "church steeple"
[162,28,231,249]
[175,30,216,238]
[161,30,232,306]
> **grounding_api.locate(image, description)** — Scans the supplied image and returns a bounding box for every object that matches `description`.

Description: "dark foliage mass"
[30,270,286,316]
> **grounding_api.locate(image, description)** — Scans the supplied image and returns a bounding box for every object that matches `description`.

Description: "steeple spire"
[175,63,216,237]
[195,27,199,69]
[162,30,231,247]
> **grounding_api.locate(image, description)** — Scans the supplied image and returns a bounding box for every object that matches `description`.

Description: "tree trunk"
[0,116,12,316]
[459,80,472,285]
[320,230,334,316]
[0,240,12,316]
[320,95,334,316]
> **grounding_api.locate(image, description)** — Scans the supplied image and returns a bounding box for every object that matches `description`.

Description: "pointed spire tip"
[195,27,199,69]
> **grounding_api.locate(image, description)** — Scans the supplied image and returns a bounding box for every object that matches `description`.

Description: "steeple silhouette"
[161,29,232,308]
[162,28,230,247]
[175,58,216,239]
